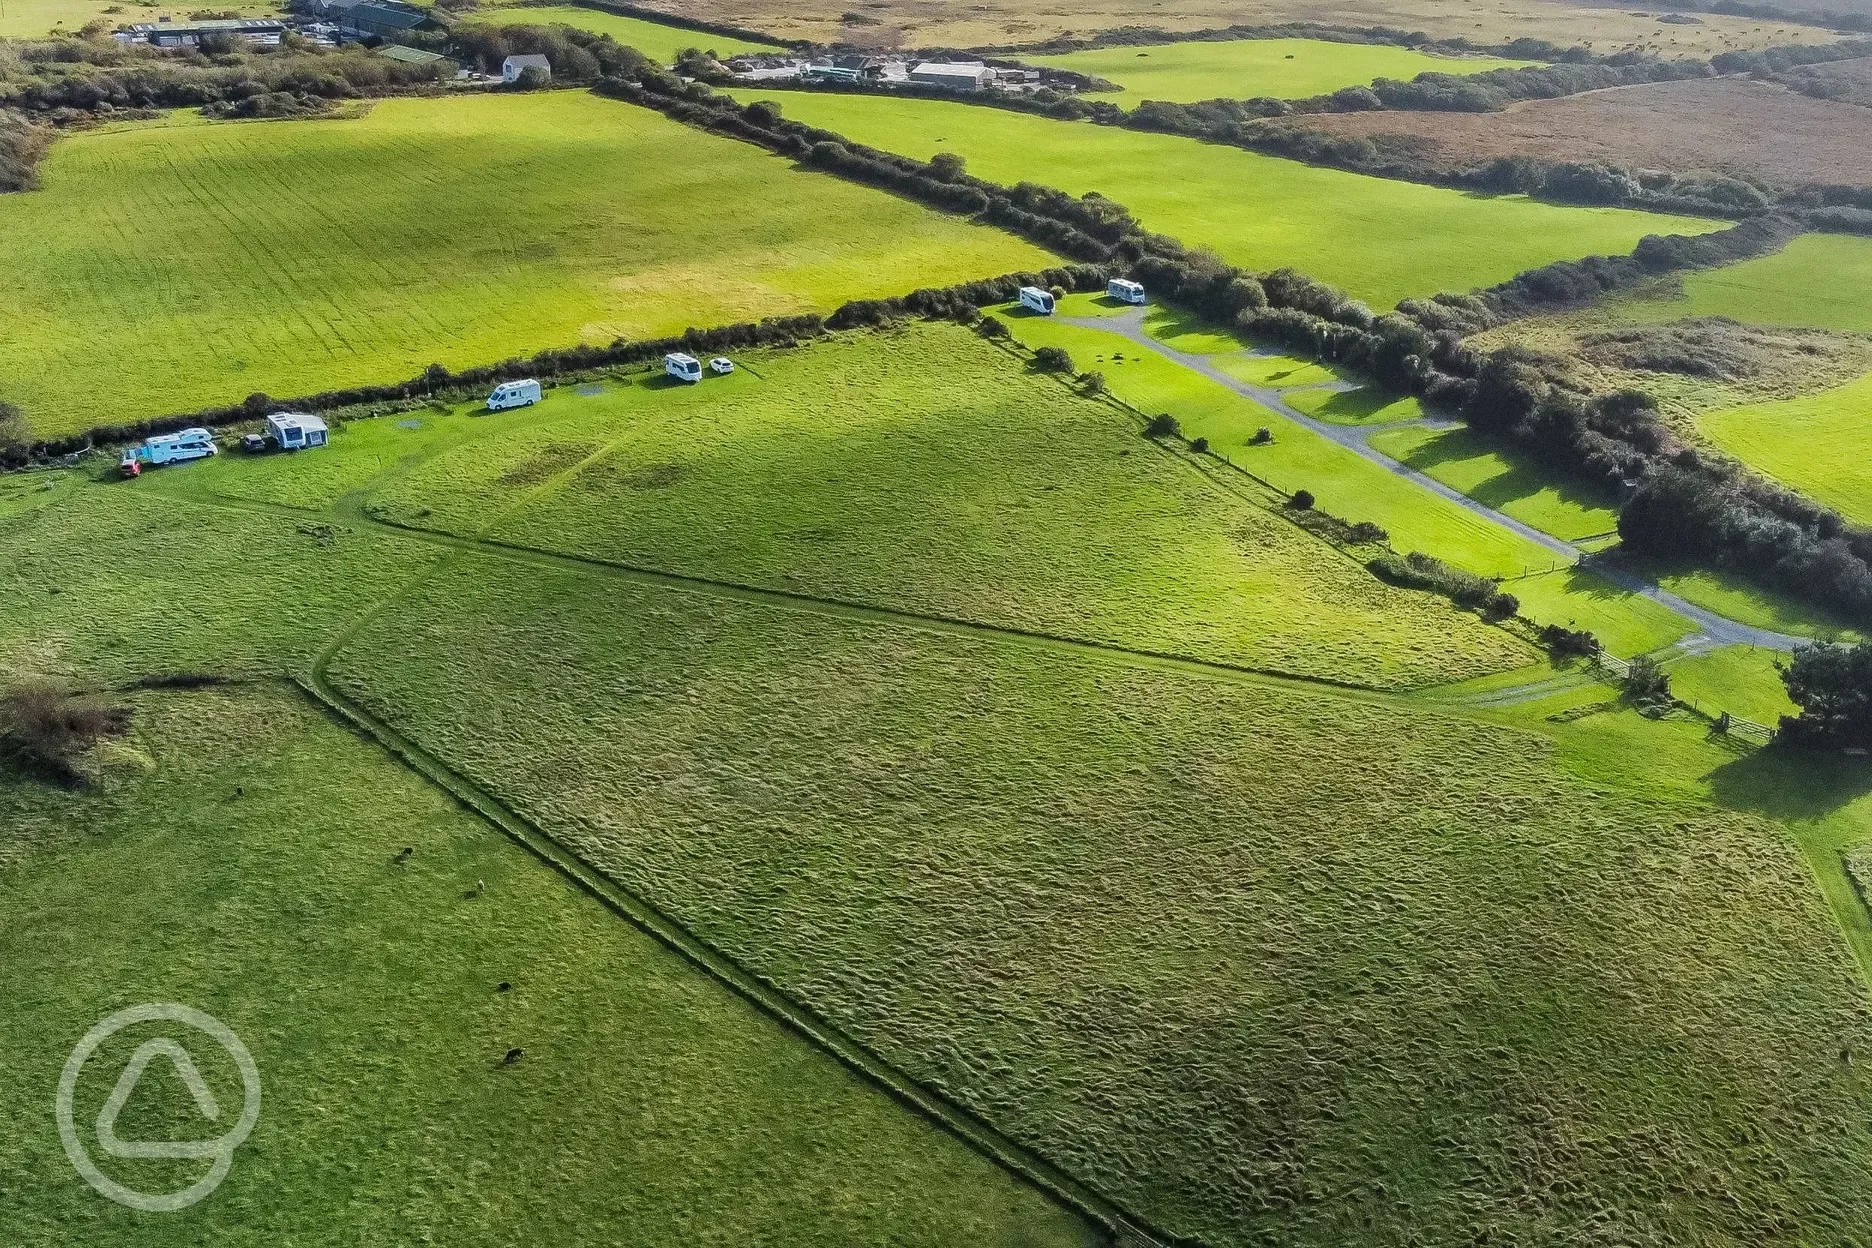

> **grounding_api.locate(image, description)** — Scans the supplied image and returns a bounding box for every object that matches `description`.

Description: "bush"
[977,315,1010,340]
[1190,436,1209,453]
[1250,427,1272,445]
[1623,654,1671,705]
[1779,643,1872,748]
[1080,370,1106,395]
[1539,623,1601,658]
[1290,489,1315,510]
[1345,520,1388,544]
[0,678,131,787]
[1032,345,1074,373]
[1145,413,1181,438]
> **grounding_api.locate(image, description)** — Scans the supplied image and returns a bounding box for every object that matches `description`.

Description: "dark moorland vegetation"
[0,678,128,788]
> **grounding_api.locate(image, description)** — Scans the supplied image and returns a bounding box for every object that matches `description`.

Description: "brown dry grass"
[645,0,1845,56]
[1776,53,1872,105]
[1296,76,1872,187]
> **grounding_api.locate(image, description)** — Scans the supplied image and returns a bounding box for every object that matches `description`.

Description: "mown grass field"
[1366,422,1621,541]
[326,548,1872,1248]
[461,5,782,61]
[1029,37,1532,107]
[1002,306,1693,655]
[0,92,1051,439]
[722,88,1725,309]
[1694,370,1872,524]
[344,324,1532,689]
[0,684,1097,1246]
[1614,233,1872,334]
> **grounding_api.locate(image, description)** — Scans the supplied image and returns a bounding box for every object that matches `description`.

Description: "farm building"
[115,17,286,47]
[340,0,434,40]
[503,54,553,84]
[909,62,994,90]
[265,413,329,450]
[377,44,451,68]
[802,62,864,84]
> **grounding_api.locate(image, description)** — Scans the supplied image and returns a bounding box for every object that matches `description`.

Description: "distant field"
[1028,37,1532,106]
[346,323,1532,688]
[1613,233,1872,334]
[328,547,1872,1248]
[0,92,1050,439]
[1295,77,1872,189]
[0,0,278,38]
[634,0,1841,57]
[1695,371,1872,524]
[723,88,1724,309]
[460,5,782,61]
[0,684,1097,1246]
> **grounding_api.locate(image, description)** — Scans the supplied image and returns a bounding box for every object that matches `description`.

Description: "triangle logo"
[95,1038,226,1161]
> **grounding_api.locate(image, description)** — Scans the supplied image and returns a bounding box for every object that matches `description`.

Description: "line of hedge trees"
[10,266,1107,463]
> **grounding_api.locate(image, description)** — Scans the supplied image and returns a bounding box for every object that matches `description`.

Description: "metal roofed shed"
[115,17,286,46]
[340,0,433,39]
[378,44,450,66]
[909,62,994,89]
[502,54,552,84]
[265,413,329,451]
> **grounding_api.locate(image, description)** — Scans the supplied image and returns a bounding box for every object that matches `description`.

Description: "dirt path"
[1060,308,1809,651]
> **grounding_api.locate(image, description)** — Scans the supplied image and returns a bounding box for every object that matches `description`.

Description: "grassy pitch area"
[0,684,1098,1247]
[0,92,1050,440]
[461,5,782,61]
[1614,233,1872,335]
[723,88,1725,310]
[1030,37,1532,107]
[1694,370,1872,525]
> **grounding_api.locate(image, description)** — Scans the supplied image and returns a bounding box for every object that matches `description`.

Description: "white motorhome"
[487,379,543,411]
[1107,277,1147,305]
[265,412,328,451]
[1018,286,1056,316]
[119,427,217,476]
[665,352,703,383]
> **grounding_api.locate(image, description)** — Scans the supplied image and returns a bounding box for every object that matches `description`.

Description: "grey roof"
[504,54,551,70]
[345,1,429,31]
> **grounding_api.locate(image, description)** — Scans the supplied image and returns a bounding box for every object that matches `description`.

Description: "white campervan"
[487,379,543,411]
[1018,286,1056,316]
[665,352,703,383]
[1107,277,1147,305]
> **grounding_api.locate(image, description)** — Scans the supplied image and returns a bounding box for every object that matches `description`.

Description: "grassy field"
[0,683,1097,1246]
[1001,306,1693,654]
[642,0,1842,57]
[0,92,1051,440]
[1366,422,1621,542]
[1665,644,1796,725]
[325,547,1872,1248]
[723,88,1724,311]
[1030,37,1532,107]
[0,0,277,38]
[461,5,782,60]
[339,324,1532,689]
[1694,370,1872,524]
[1613,233,1872,334]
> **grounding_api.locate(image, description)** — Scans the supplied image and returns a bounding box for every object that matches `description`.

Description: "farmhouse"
[115,17,286,47]
[340,0,434,41]
[909,62,995,90]
[503,54,553,84]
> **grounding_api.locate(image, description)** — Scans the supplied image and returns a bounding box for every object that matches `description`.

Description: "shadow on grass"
[1707,743,1872,821]
[1394,426,1620,518]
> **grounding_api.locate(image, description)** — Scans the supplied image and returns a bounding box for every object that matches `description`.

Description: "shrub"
[1779,643,1872,749]
[1145,413,1181,438]
[1290,488,1315,510]
[1539,623,1601,658]
[1623,654,1672,705]
[977,315,1010,340]
[1346,520,1388,544]
[1190,436,1210,453]
[0,678,131,787]
[1080,370,1106,395]
[1250,427,1272,445]
[1032,345,1074,373]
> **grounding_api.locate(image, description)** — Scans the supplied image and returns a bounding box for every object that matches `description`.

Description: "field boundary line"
[291,672,1171,1248]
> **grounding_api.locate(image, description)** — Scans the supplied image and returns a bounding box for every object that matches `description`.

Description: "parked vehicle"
[708,357,735,375]
[240,432,267,454]
[487,379,543,411]
[1018,285,1056,316]
[665,352,703,383]
[120,427,217,478]
[1107,277,1147,305]
[265,413,328,451]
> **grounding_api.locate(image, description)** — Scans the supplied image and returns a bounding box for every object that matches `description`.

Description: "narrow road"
[1060,308,1809,652]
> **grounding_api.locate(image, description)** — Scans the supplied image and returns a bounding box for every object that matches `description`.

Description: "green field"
[1614,233,1872,334]
[1665,644,1797,726]
[1694,370,1872,524]
[1030,37,1532,107]
[1001,306,1694,655]
[461,5,782,61]
[723,88,1724,310]
[325,547,1872,1248]
[0,92,1050,440]
[265,324,1531,689]
[0,684,1096,1245]
[1367,423,1622,542]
